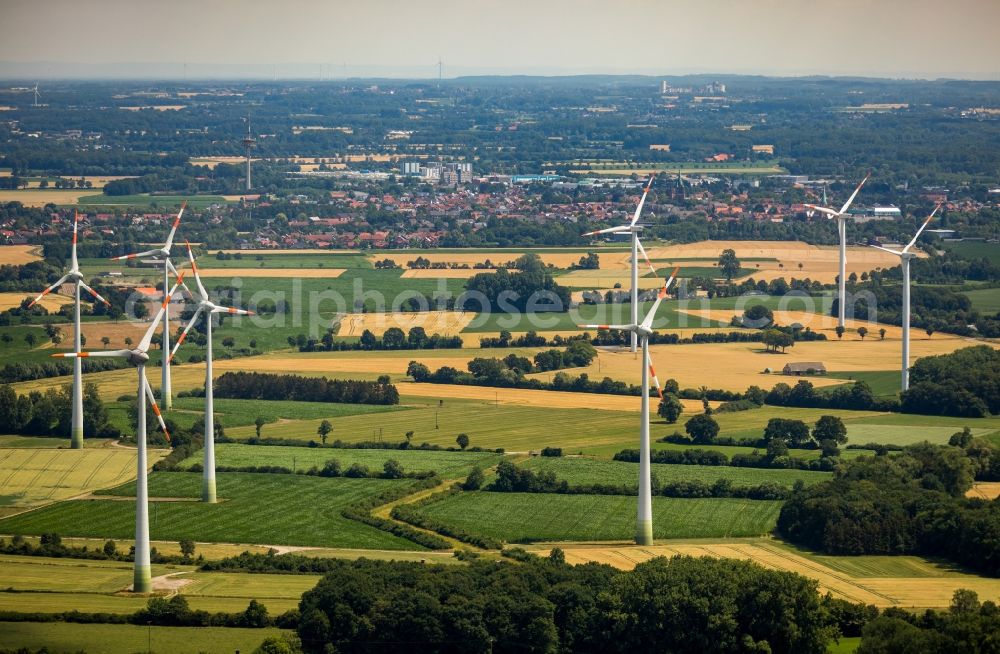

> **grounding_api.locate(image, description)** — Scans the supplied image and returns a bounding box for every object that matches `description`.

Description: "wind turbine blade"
[78,281,111,306]
[166,258,194,300]
[837,173,870,215]
[868,244,903,257]
[51,349,130,358]
[111,249,160,261]
[628,175,655,227]
[185,240,209,300]
[579,323,635,331]
[639,266,680,331]
[163,202,186,252]
[71,211,79,271]
[903,205,940,253]
[635,238,658,277]
[214,306,254,316]
[139,273,185,352]
[645,349,664,401]
[29,274,72,307]
[170,306,204,362]
[583,226,629,237]
[142,372,170,443]
[802,204,839,218]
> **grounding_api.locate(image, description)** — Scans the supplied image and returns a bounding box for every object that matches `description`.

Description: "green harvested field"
[0,472,424,549]
[0,622,290,654]
[198,252,371,269]
[414,492,782,542]
[520,456,831,487]
[180,443,503,477]
[962,287,1000,313]
[0,554,183,593]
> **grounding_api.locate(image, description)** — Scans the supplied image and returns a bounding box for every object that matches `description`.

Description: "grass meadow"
[179,443,502,478]
[414,492,782,542]
[0,622,292,653]
[0,472,425,549]
[520,456,832,487]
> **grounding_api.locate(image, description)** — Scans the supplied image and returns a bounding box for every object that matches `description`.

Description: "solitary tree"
[718,248,741,281]
[101,336,111,347]
[317,420,332,445]
[24,332,37,347]
[179,539,196,560]
[657,394,684,424]
[835,325,845,340]
[254,416,266,438]
[879,328,887,341]
[124,336,133,347]
[456,433,470,450]
[222,336,235,350]
[857,326,868,341]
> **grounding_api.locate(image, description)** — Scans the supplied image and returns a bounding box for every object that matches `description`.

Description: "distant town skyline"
[1,0,998,80]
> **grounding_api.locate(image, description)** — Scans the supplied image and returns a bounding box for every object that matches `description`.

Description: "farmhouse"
[783,362,827,376]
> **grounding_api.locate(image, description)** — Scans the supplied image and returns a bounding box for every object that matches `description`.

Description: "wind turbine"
[29,212,110,449]
[111,203,187,410]
[580,266,679,545]
[170,242,253,503]
[242,116,256,192]
[868,206,940,392]
[52,275,184,593]
[32,83,40,108]
[803,173,870,329]
[583,175,659,353]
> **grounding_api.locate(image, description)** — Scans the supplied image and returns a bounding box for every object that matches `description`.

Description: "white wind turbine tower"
[581,266,679,545]
[52,275,184,593]
[29,212,110,449]
[804,174,870,329]
[111,203,188,410]
[868,206,940,392]
[32,83,40,108]
[170,242,254,503]
[583,175,659,353]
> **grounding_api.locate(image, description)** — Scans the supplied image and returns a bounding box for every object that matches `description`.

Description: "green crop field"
[520,456,831,487]
[197,252,372,269]
[655,265,753,279]
[829,637,861,654]
[76,193,231,209]
[962,287,1000,313]
[0,472,425,549]
[825,370,902,397]
[180,443,502,477]
[414,492,782,542]
[0,622,292,654]
[944,241,1000,265]
[0,554,184,594]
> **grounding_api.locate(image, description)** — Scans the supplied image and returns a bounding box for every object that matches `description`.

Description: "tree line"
[778,437,1000,577]
[213,372,400,405]
[0,383,118,438]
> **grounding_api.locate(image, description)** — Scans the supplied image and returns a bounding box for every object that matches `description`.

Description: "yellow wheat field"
[0,446,167,511]
[335,310,475,337]
[193,268,346,278]
[536,540,1000,608]
[0,292,74,312]
[595,240,907,284]
[0,189,95,207]
[0,245,42,265]
[559,270,667,289]
[52,321,149,350]
[679,308,935,341]
[542,335,988,392]
[968,483,1000,500]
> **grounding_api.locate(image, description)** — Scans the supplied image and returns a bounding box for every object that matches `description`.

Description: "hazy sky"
[1,0,998,79]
